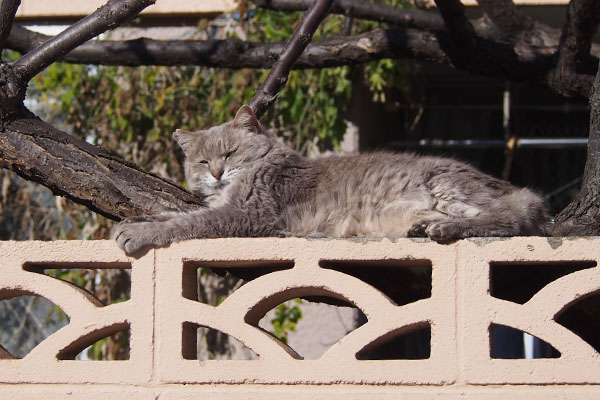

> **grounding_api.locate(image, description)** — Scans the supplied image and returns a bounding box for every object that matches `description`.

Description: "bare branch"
[0,106,204,221]
[7,25,449,68]
[252,0,445,31]
[559,0,600,71]
[433,0,477,52]
[553,62,600,235]
[7,23,595,97]
[12,0,155,82]
[546,0,600,97]
[249,0,334,117]
[0,0,20,51]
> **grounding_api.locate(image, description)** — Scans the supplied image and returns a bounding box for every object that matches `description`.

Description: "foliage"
[270,299,303,344]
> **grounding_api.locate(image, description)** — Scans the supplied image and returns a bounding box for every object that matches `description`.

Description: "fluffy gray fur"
[114,105,549,253]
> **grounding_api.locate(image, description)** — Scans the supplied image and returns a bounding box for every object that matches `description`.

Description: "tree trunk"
[553,63,600,235]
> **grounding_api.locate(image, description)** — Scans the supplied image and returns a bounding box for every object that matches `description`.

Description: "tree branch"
[7,23,449,69]
[560,0,600,70]
[549,0,600,96]
[433,0,511,77]
[0,106,204,221]
[7,23,596,97]
[433,0,477,52]
[249,0,334,117]
[476,0,535,37]
[553,60,600,235]
[12,0,155,82]
[252,0,445,31]
[0,0,20,51]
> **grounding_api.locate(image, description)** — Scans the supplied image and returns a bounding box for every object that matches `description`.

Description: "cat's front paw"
[113,221,157,254]
[425,221,464,242]
[407,222,428,237]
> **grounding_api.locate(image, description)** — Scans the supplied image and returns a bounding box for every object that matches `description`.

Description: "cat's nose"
[212,170,223,180]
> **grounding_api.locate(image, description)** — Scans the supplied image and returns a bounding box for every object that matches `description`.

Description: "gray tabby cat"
[114,105,548,253]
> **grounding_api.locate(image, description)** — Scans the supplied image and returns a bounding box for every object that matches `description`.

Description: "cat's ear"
[173,129,197,155]
[232,105,260,134]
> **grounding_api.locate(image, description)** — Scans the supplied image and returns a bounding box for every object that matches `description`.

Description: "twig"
[0,0,20,51]
[249,0,334,118]
[252,0,445,32]
[12,0,154,82]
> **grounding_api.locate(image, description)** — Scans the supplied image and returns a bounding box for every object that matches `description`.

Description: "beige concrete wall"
[14,0,567,19]
[0,237,599,398]
[15,0,239,19]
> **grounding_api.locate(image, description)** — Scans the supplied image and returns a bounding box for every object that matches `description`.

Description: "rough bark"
[553,63,600,235]
[249,0,334,117]
[0,0,20,51]
[548,0,600,96]
[476,0,535,37]
[0,105,204,221]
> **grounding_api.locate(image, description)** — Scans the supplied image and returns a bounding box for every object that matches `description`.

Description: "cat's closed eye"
[199,160,208,165]
[225,149,236,160]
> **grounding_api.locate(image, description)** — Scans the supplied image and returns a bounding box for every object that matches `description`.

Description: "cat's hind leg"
[423,216,516,242]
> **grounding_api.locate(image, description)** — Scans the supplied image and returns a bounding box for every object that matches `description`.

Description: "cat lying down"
[114,105,549,253]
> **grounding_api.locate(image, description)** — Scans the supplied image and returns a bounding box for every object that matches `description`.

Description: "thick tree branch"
[252,0,445,31]
[433,0,477,52]
[12,0,155,82]
[0,0,20,51]
[553,61,600,235]
[7,23,596,97]
[0,106,204,221]
[433,0,509,77]
[559,0,600,69]
[249,0,334,117]
[6,24,449,68]
[476,0,535,37]
[549,0,600,96]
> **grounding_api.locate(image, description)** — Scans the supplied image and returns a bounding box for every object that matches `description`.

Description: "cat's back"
[313,151,465,190]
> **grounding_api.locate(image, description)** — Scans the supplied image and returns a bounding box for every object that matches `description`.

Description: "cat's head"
[173,105,273,201]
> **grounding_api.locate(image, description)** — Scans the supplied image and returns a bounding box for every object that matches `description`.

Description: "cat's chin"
[211,180,229,190]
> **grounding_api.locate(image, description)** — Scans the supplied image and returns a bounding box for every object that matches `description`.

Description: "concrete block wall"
[0,237,599,398]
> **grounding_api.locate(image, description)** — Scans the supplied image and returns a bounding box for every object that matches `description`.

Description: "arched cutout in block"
[244,286,361,327]
[23,262,132,306]
[489,324,560,359]
[0,294,69,359]
[57,323,130,360]
[319,259,432,306]
[356,323,431,360]
[258,298,365,360]
[555,291,600,353]
[182,322,258,360]
[182,260,294,304]
[490,261,596,304]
